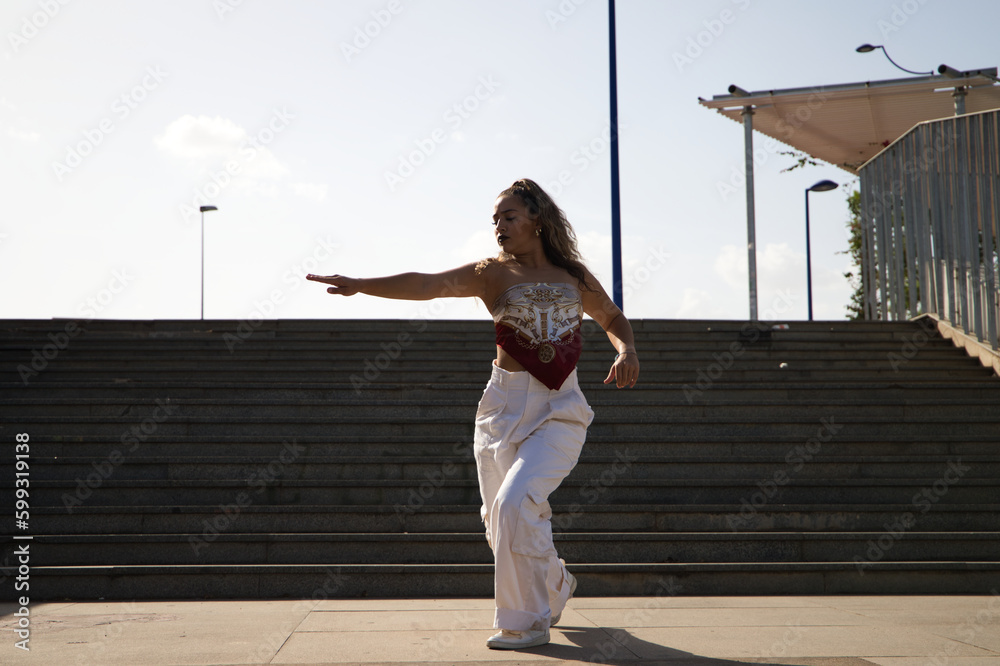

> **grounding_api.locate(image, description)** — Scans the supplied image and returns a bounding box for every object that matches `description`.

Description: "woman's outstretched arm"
[306,262,486,302]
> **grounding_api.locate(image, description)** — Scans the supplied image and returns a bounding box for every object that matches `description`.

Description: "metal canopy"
[699,70,1000,174]
[698,67,1000,321]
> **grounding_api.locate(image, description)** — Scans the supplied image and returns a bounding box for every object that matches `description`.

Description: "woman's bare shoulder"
[476,258,523,305]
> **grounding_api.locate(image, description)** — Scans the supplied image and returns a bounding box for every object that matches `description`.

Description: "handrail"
[858,108,1000,351]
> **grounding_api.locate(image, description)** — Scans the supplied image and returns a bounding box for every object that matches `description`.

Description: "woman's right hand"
[306,274,361,296]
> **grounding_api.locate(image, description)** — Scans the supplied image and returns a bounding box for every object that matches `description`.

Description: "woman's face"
[492,195,540,254]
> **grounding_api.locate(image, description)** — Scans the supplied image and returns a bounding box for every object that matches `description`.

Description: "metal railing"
[858,108,1000,350]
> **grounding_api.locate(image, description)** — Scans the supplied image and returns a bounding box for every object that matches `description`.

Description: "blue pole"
[608,0,623,311]
[805,189,814,321]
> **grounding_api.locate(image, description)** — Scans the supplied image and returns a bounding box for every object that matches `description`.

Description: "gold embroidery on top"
[492,283,581,358]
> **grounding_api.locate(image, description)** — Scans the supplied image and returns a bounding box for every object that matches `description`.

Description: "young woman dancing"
[307,178,640,650]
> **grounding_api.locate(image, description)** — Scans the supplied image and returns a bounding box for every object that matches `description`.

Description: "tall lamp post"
[199,205,218,320]
[608,0,623,311]
[805,180,838,321]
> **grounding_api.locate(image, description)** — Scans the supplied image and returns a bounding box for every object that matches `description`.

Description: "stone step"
[26,503,1000,534]
[19,455,998,482]
[9,417,999,441]
[0,335,963,364]
[2,335,951,352]
[10,477,995,507]
[0,346,969,362]
[7,344,962,365]
[10,561,999,599]
[1,316,995,600]
[0,313,934,330]
[6,366,991,383]
[8,399,1000,422]
[0,316,928,330]
[20,436,1000,459]
[0,356,990,382]
[0,323,938,340]
[0,324,979,358]
[12,532,998,566]
[5,382,999,404]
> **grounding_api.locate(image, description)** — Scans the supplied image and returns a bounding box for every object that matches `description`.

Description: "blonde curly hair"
[477,178,594,291]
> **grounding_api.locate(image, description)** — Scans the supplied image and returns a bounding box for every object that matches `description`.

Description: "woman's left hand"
[604,353,639,388]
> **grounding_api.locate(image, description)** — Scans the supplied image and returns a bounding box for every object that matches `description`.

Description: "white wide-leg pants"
[473,362,594,632]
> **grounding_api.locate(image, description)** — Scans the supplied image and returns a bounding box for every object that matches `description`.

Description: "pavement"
[2,595,999,665]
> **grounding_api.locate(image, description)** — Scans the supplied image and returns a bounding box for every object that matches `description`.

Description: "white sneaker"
[550,570,578,627]
[486,628,550,649]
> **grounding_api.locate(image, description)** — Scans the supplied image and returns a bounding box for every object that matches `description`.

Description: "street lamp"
[855,44,934,76]
[805,180,838,321]
[199,205,218,320]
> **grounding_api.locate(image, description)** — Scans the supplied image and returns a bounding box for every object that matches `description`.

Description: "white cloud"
[155,114,246,161]
[452,228,497,264]
[715,244,746,290]
[154,114,290,185]
[759,242,805,285]
[675,288,722,319]
[715,242,805,290]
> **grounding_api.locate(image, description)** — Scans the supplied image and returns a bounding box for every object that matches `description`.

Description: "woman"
[307,178,639,650]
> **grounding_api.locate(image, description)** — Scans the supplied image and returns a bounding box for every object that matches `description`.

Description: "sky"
[2,0,997,324]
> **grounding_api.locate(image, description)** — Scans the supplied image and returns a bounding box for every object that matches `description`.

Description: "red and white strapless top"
[491,282,583,390]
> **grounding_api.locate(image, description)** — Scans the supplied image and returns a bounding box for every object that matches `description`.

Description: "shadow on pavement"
[521,625,875,665]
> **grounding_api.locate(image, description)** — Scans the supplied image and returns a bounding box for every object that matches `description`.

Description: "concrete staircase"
[1,317,998,600]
